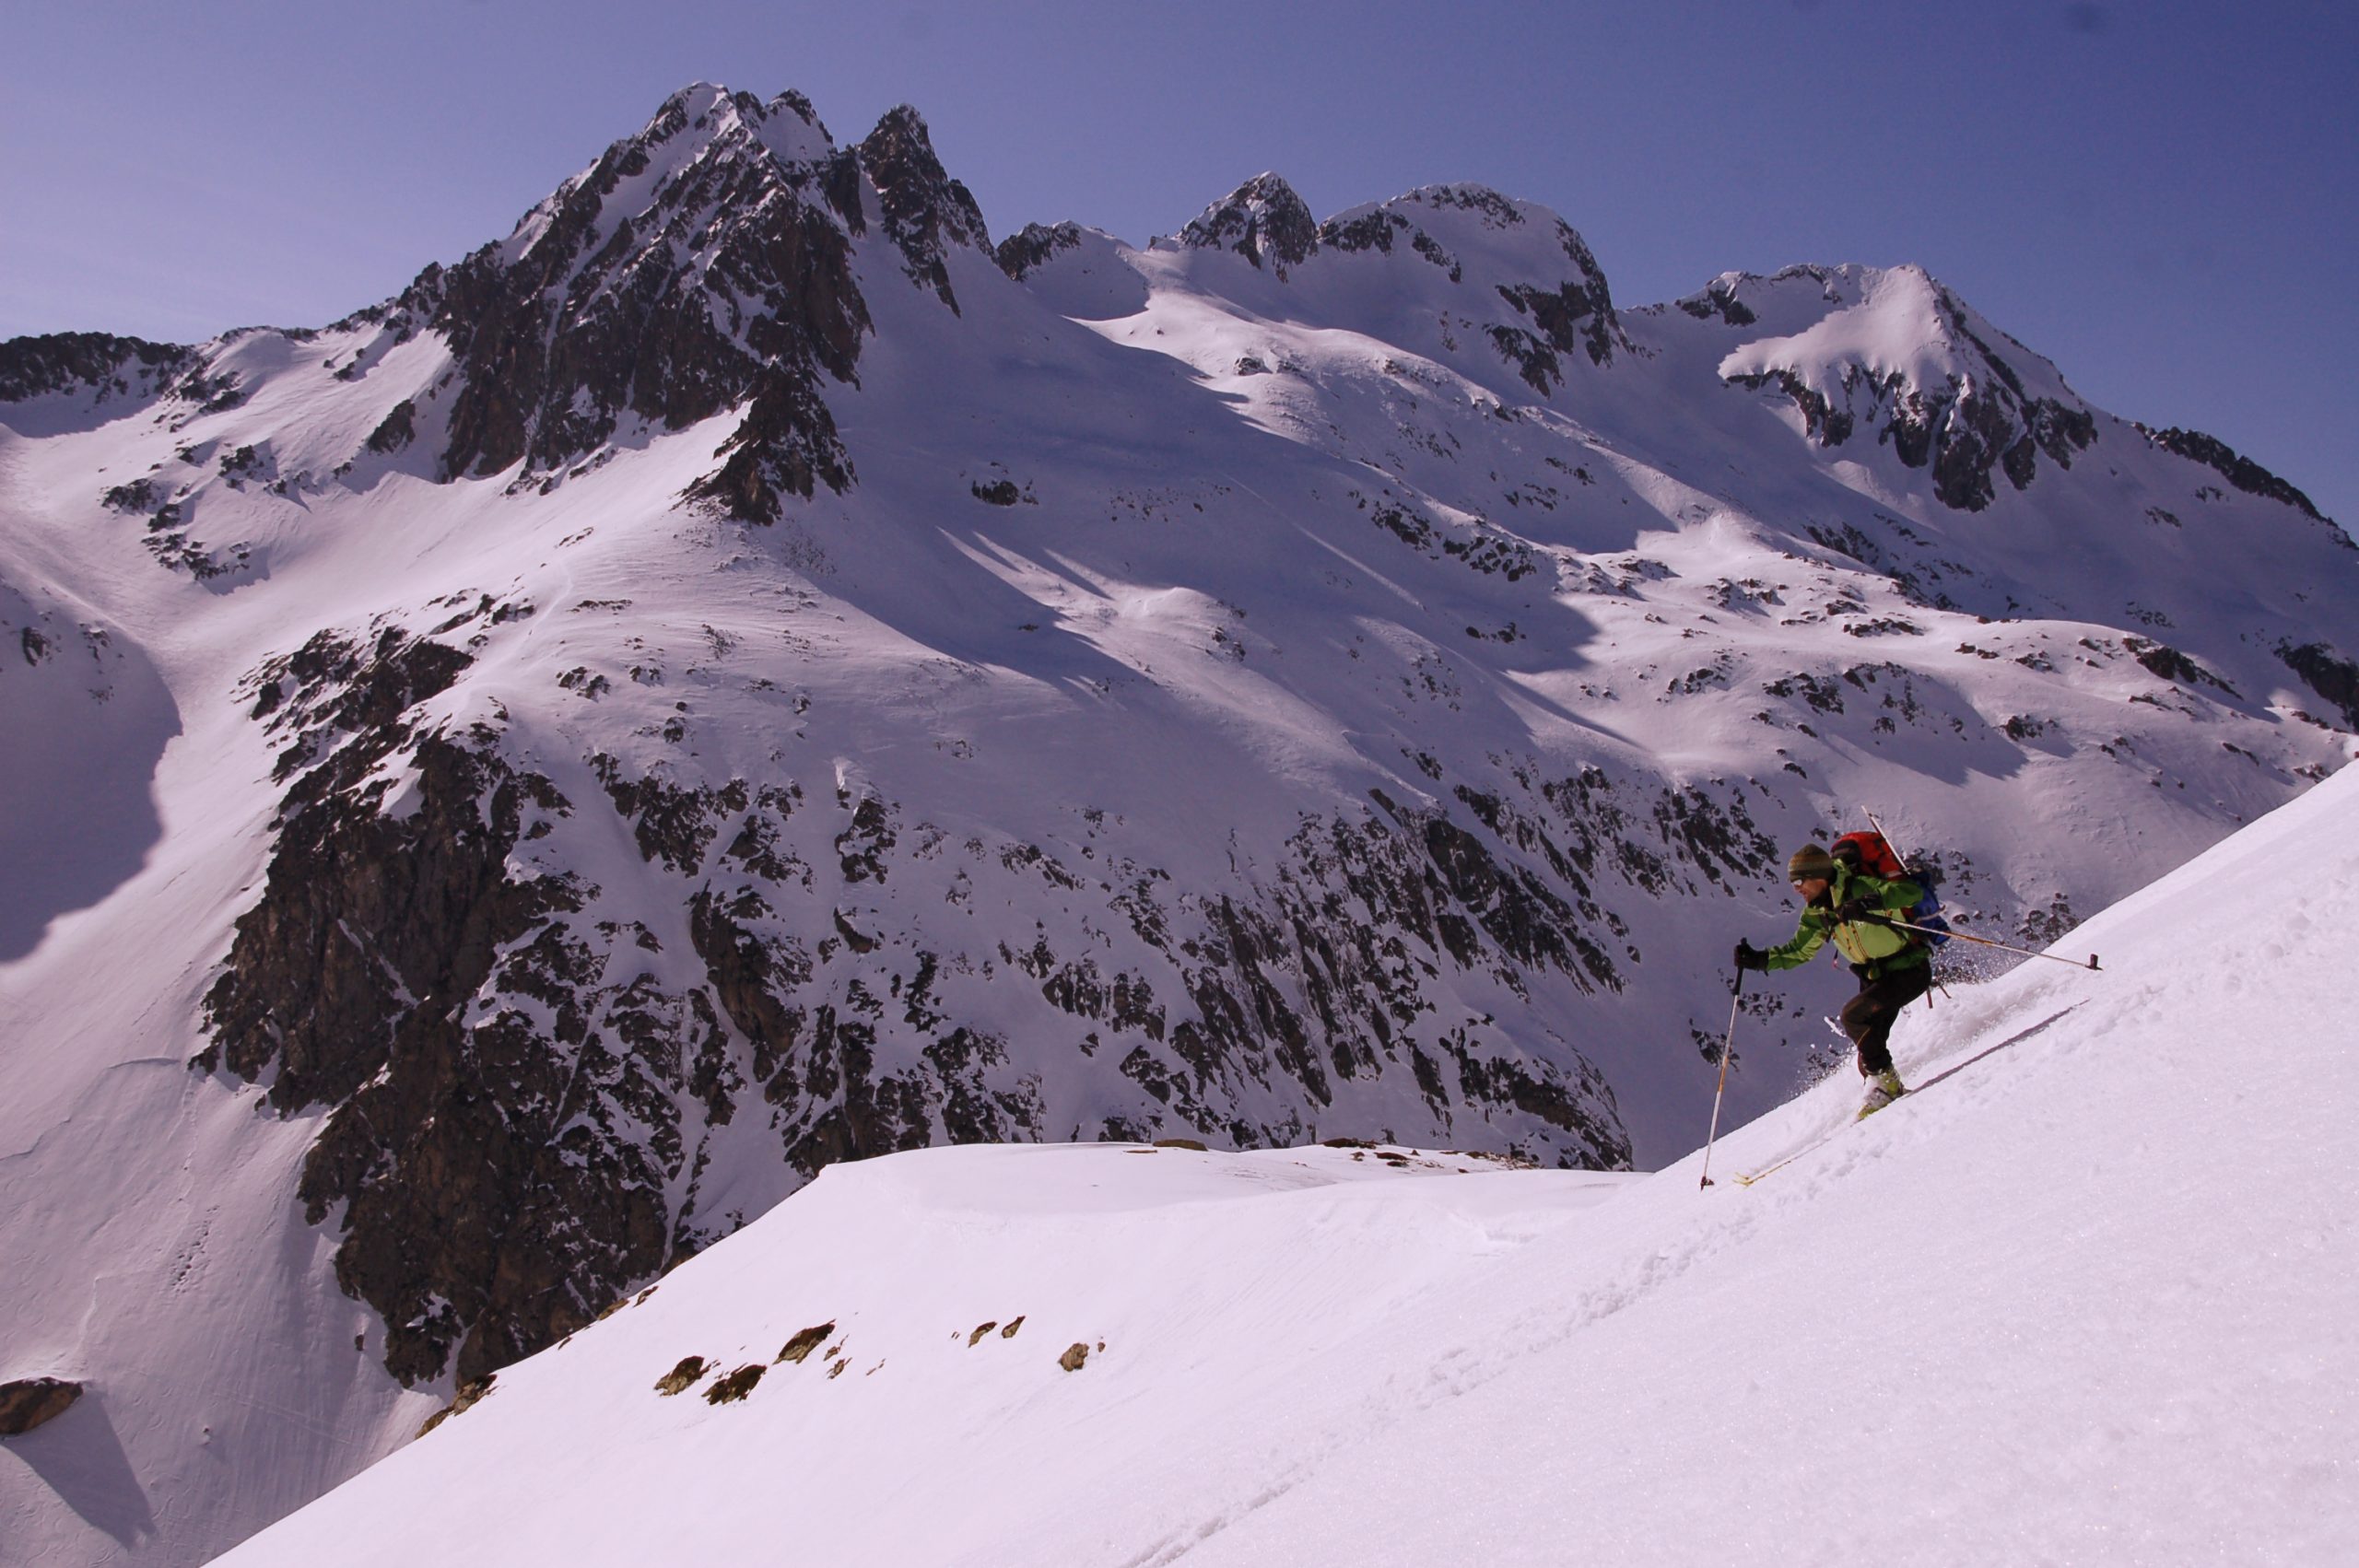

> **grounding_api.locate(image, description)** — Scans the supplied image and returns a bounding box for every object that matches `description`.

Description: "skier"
[1734,842,1931,1116]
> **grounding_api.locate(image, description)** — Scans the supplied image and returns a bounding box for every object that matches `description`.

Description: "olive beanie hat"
[1787,843,1837,881]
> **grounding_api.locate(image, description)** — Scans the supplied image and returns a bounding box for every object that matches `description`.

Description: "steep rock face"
[856,105,993,311]
[197,617,650,1385]
[1713,264,2097,511]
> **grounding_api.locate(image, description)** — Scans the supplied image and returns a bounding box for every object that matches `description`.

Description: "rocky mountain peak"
[348,88,1009,516]
[856,104,993,312]
[1315,184,1628,386]
[1180,173,1321,278]
[345,84,880,521]
[1708,263,2098,512]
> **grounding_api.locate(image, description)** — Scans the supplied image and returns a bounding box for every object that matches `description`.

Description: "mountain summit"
[2,82,2353,1567]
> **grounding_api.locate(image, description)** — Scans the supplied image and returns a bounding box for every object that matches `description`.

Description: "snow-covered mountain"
[3,82,2353,1564]
[210,749,2359,1567]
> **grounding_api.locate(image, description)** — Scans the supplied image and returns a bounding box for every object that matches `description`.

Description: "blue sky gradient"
[6,0,2353,521]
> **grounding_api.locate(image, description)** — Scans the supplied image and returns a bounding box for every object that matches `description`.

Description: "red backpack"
[1831,830,1950,945]
[1831,830,1907,879]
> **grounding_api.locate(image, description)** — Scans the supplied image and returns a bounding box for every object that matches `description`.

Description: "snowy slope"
[212,760,2359,1567]
[4,82,2357,1567]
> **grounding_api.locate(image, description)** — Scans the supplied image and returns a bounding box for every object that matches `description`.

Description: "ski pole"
[1868,912,2100,971]
[1698,969,1745,1190]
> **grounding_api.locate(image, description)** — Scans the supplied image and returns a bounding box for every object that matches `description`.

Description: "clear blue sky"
[6,0,2353,522]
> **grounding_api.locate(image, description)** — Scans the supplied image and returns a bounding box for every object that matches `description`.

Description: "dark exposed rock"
[857,105,992,311]
[247,626,475,781]
[2122,636,2237,696]
[1320,209,1409,257]
[683,362,854,523]
[1764,673,1846,713]
[0,332,196,404]
[363,400,417,456]
[2277,642,2359,730]
[1181,174,1321,279]
[704,1363,766,1404]
[835,795,898,883]
[1727,278,2096,511]
[1364,497,1537,580]
[0,1377,81,1436]
[691,885,811,1061]
[415,1373,497,1437]
[2138,424,2332,523]
[1728,369,1853,447]
[994,221,1085,281]
[593,760,743,875]
[776,1323,834,1363]
[421,87,867,517]
[169,364,247,418]
[1676,276,1757,326]
[100,477,158,514]
[653,1356,708,1395]
[199,722,663,1386]
[199,618,748,1387]
[1494,267,1622,386]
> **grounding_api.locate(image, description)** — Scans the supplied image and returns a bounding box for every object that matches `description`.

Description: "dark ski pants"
[1841,961,1931,1077]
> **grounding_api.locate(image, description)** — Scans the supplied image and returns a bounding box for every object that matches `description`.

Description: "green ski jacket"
[1762,863,1928,974]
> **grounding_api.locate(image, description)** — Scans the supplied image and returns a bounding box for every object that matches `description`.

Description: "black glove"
[1733,940,1767,972]
[1836,898,1875,923]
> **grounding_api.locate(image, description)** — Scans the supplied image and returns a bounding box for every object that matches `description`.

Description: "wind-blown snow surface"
[217,766,2359,1567]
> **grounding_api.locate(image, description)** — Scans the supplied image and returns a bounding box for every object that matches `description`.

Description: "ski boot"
[1857,1068,1907,1119]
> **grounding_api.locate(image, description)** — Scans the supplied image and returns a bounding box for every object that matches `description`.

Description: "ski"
[1732,1088,1904,1186]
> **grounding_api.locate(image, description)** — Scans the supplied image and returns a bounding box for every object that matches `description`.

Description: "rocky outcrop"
[2278,642,2359,729]
[1675,275,1757,327]
[995,221,1085,282]
[857,106,992,311]
[0,332,198,405]
[0,1377,81,1436]
[200,619,693,1386]
[1182,174,1321,278]
[2138,424,2333,524]
[405,87,870,521]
